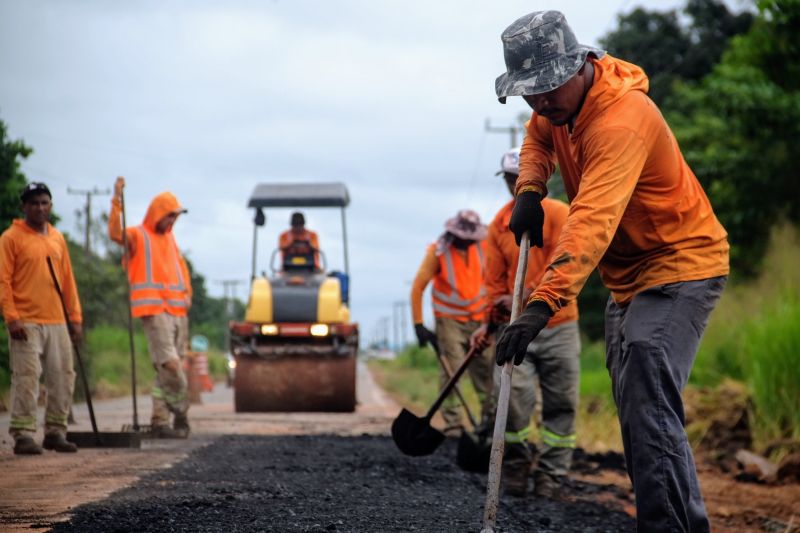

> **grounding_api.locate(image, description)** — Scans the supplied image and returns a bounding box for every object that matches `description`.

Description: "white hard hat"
[495,147,521,176]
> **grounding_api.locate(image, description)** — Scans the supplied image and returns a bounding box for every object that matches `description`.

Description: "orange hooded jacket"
[485,198,578,328]
[0,220,82,324]
[109,193,192,318]
[516,54,729,312]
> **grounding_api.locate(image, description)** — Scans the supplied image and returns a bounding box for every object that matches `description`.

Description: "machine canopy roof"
[248,182,350,208]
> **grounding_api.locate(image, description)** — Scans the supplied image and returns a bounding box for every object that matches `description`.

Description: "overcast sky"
[1,0,714,347]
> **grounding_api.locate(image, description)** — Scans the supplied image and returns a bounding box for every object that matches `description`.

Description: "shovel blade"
[67,431,142,449]
[457,430,492,472]
[391,408,445,456]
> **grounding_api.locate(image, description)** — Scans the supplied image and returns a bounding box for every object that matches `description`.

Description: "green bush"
[740,296,800,445]
[693,224,800,447]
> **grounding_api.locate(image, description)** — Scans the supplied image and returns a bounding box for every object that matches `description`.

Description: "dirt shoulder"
[0,361,398,532]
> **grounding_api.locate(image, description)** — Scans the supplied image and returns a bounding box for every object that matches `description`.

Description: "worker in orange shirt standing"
[278,212,320,270]
[410,209,494,436]
[494,11,729,531]
[108,177,192,438]
[0,183,81,454]
[472,148,581,498]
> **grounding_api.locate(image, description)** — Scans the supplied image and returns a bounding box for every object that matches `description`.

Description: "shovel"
[481,231,530,532]
[47,257,141,449]
[392,322,498,457]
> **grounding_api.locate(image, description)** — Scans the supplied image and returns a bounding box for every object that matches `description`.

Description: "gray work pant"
[605,276,726,533]
[141,312,189,426]
[435,317,495,431]
[495,321,581,476]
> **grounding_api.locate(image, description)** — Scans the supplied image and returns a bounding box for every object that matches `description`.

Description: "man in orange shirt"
[0,183,82,454]
[494,11,729,531]
[279,212,320,270]
[472,148,580,498]
[410,210,494,436]
[108,177,192,438]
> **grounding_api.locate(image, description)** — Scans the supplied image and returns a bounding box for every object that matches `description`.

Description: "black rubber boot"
[43,433,78,453]
[13,436,44,455]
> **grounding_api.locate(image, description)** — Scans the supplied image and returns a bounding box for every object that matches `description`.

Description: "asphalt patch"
[53,435,634,532]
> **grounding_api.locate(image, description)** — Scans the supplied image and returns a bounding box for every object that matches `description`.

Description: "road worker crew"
[108,177,192,439]
[471,148,581,498]
[410,209,494,436]
[0,182,81,454]
[494,11,729,531]
[279,212,320,270]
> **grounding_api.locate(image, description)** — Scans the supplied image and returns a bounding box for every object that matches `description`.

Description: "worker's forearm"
[108,198,124,244]
[516,116,556,197]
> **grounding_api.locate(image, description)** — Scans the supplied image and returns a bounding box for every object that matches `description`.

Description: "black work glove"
[414,323,437,348]
[495,301,553,366]
[509,191,544,247]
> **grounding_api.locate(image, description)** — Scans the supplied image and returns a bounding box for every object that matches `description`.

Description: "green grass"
[693,223,800,449]
[84,325,230,398]
[83,325,155,398]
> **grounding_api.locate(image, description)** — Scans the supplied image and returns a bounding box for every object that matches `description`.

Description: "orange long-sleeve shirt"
[0,220,82,324]
[485,198,578,328]
[516,54,729,312]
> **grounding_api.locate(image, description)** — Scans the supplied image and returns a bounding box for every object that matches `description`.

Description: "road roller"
[229,183,359,412]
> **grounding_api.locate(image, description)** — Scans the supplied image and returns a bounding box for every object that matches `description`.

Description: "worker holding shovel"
[493,11,729,532]
[0,183,81,454]
[108,177,192,439]
[410,209,494,437]
[471,147,581,498]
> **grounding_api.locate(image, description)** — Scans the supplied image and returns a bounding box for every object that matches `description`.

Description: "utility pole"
[392,303,399,352]
[392,300,409,350]
[216,279,244,352]
[67,186,111,254]
[485,118,522,148]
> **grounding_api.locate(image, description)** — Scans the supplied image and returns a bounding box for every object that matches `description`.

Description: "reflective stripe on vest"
[128,227,188,317]
[431,243,487,321]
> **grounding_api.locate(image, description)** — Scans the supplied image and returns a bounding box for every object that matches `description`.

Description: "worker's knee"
[161,359,181,373]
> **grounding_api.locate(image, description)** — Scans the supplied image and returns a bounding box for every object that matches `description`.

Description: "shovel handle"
[119,183,140,431]
[424,320,498,422]
[46,256,101,441]
[482,231,530,531]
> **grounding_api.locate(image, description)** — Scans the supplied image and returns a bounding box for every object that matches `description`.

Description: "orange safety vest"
[279,229,320,268]
[432,242,487,322]
[127,226,189,318]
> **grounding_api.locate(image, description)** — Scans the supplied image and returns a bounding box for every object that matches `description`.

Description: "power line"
[66,186,110,254]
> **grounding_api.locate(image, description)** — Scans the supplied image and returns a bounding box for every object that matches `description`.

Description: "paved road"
[0,361,398,532]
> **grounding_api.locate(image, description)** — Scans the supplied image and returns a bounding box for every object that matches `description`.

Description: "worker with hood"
[471,147,581,498]
[493,11,729,531]
[410,209,494,436]
[108,177,192,438]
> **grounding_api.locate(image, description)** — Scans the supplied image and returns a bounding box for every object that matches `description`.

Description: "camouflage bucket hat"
[495,11,605,103]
